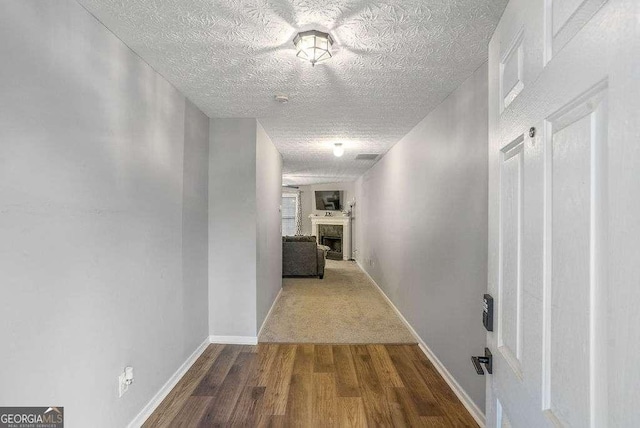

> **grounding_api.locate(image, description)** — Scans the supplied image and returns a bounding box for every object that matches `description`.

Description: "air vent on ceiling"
[355,153,380,160]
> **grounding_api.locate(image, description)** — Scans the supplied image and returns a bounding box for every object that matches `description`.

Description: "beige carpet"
[259,260,417,344]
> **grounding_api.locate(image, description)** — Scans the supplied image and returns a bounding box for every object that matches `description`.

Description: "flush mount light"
[333,143,344,157]
[293,30,334,66]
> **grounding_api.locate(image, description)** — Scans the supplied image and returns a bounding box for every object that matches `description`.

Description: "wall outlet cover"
[118,372,129,398]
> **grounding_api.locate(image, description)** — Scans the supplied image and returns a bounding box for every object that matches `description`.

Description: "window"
[282,193,298,236]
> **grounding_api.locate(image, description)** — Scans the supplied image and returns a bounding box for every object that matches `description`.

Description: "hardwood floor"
[143,344,478,427]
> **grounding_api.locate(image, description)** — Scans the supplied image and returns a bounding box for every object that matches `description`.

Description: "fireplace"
[318,224,344,260]
[322,236,342,260]
[310,216,352,261]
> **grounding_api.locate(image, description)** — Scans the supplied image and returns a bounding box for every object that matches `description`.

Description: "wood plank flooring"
[143,344,478,427]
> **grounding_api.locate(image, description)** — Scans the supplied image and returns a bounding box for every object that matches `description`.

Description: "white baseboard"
[416,343,485,427]
[128,337,210,428]
[356,261,486,427]
[209,335,258,345]
[257,287,283,339]
[129,273,484,427]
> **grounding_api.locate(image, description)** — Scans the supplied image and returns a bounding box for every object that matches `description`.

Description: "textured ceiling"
[77,0,507,185]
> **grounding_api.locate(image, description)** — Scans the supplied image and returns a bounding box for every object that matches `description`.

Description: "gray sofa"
[282,236,326,279]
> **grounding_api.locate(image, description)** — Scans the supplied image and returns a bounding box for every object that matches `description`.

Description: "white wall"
[209,119,258,337]
[355,64,489,410]
[0,1,209,427]
[256,123,283,331]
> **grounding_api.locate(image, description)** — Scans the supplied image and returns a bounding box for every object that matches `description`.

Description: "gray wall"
[182,101,210,353]
[209,119,258,337]
[256,122,283,331]
[355,64,489,410]
[0,1,209,427]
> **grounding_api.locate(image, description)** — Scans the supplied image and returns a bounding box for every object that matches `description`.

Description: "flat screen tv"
[315,191,342,211]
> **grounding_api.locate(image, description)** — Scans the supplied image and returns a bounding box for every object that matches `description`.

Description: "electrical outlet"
[118,366,134,398]
[118,372,129,398]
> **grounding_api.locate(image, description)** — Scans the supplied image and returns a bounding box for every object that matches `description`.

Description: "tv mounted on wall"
[315,191,342,211]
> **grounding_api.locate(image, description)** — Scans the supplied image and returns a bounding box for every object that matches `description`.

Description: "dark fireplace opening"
[322,236,343,260]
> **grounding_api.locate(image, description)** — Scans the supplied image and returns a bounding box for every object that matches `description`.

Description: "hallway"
[4,0,638,425]
[259,260,416,344]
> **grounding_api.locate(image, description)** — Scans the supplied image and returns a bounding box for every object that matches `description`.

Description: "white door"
[487,0,639,426]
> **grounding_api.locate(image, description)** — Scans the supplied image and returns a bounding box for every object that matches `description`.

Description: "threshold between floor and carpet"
[131,260,485,427]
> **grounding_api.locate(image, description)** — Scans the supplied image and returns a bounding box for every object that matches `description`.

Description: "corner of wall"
[207,118,259,338]
[255,123,283,332]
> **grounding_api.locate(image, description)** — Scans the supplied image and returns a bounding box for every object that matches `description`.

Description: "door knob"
[471,348,493,375]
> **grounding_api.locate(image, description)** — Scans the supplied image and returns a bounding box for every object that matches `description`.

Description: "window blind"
[282,195,297,236]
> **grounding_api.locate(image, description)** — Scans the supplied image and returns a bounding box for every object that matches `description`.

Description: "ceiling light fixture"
[293,30,334,66]
[333,143,344,157]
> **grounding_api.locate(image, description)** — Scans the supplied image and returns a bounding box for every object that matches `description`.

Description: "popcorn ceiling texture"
[77,0,506,185]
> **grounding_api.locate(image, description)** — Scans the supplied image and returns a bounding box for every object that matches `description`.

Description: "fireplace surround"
[310,215,352,260]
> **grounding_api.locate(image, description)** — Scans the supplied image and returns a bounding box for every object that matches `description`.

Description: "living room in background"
[281,192,300,236]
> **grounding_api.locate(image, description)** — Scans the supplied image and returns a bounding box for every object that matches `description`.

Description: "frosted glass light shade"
[293,30,334,66]
[333,143,344,157]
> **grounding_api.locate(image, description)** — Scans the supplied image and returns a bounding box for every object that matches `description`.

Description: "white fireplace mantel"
[309,215,352,260]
